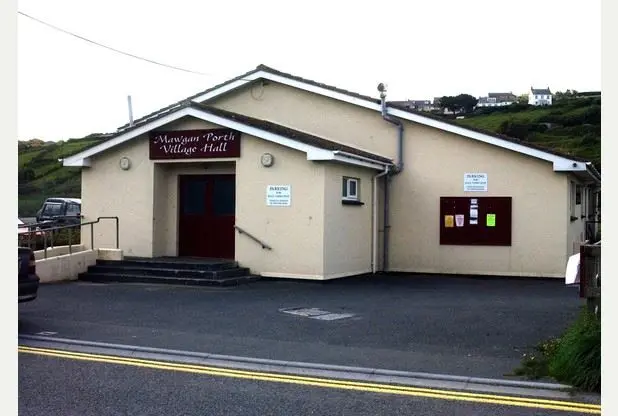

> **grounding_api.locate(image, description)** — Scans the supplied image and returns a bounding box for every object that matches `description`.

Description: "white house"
[477,92,517,108]
[528,87,553,106]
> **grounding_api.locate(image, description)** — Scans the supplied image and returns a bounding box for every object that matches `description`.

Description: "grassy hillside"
[453,97,601,169]
[18,135,104,216]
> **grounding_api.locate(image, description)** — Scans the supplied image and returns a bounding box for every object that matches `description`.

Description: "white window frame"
[342,177,360,201]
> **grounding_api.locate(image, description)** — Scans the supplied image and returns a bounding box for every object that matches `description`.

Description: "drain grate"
[279,307,356,321]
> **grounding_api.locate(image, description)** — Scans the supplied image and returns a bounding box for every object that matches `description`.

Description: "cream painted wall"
[81,137,154,257]
[323,163,374,278]
[209,84,572,277]
[211,82,397,159]
[235,137,326,278]
[387,124,569,277]
[79,114,328,276]
[78,83,578,278]
[152,163,168,256]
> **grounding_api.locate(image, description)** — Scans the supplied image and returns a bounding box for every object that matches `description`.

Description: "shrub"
[549,309,601,392]
[512,308,601,392]
[512,337,561,380]
[19,228,82,251]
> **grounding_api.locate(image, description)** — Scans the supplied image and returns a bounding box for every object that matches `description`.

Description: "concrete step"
[78,272,260,287]
[97,258,240,271]
[86,264,251,280]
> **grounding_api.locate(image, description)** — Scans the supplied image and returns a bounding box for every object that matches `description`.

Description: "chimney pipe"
[127,95,134,127]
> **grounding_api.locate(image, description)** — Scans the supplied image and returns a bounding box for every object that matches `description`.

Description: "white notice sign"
[464,173,488,192]
[266,185,291,206]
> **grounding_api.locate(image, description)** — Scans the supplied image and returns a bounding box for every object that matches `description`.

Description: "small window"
[342,177,360,201]
[42,202,63,217]
[575,185,582,205]
[66,203,80,216]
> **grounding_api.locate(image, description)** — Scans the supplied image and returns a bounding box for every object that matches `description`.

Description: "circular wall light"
[119,156,131,170]
[261,152,274,167]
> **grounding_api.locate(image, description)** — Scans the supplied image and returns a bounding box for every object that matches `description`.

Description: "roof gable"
[62,102,392,171]
[531,87,552,95]
[109,65,597,182]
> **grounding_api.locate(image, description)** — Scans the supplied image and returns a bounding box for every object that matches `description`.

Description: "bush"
[512,337,561,380]
[512,308,601,392]
[549,309,601,392]
[19,228,82,251]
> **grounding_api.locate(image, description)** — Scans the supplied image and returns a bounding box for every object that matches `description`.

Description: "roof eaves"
[191,102,393,164]
[255,64,381,105]
[63,99,393,166]
[386,102,591,164]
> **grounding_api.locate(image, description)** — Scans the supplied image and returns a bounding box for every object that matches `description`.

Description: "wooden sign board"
[149,129,241,160]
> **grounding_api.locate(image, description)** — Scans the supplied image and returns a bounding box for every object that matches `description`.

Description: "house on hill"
[529,87,553,106]
[476,92,517,108]
[61,64,600,280]
[387,99,434,112]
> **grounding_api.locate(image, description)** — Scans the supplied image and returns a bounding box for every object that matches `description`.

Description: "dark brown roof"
[67,100,392,164]
[193,103,392,163]
[113,64,591,166]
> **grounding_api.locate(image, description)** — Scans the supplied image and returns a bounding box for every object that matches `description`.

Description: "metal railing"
[19,216,119,259]
[234,225,272,250]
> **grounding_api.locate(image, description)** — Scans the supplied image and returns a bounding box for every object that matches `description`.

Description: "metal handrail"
[19,216,119,259]
[234,225,272,250]
[20,215,84,230]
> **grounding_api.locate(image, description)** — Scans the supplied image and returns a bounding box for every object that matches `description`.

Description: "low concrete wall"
[36,249,97,283]
[34,244,87,260]
[35,247,124,283]
[97,248,124,261]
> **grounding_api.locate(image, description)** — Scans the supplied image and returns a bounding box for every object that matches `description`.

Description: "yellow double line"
[18,346,600,414]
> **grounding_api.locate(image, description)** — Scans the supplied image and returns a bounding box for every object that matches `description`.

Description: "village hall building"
[62,65,601,280]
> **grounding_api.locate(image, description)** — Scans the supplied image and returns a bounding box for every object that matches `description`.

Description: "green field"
[454,97,601,168]
[18,136,104,216]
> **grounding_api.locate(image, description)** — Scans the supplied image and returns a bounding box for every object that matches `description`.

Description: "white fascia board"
[62,106,340,168]
[62,157,92,167]
[332,154,388,170]
[191,70,590,174]
[385,107,586,171]
[183,108,322,155]
[62,107,196,166]
[553,159,588,172]
[307,150,387,170]
[333,150,392,166]
[191,75,261,103]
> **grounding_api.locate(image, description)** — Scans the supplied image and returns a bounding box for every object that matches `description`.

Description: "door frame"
[176,173,237,259]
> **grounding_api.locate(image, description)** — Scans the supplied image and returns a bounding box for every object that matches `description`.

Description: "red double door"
[178,174,236,259]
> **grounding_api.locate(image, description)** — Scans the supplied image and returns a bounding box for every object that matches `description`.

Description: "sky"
[17,0,601,142]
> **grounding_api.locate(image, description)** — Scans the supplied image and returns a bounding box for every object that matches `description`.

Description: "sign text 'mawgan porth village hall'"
[149,129,241,160]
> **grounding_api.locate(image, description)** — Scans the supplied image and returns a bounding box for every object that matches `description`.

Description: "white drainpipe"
[372,165,390,273]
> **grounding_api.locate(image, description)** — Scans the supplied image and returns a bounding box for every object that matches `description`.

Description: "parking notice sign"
[464,173,488,192]
[266,185,291,206]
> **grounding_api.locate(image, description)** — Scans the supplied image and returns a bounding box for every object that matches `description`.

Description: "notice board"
[440,196,512,246]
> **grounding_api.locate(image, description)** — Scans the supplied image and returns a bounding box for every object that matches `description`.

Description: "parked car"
[18,247,39,303]
[35,198,82,228]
